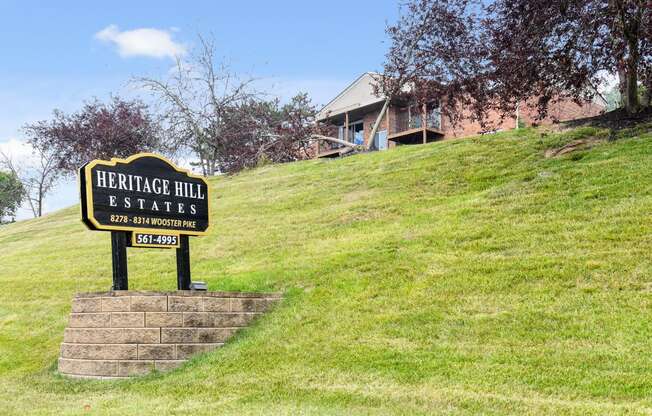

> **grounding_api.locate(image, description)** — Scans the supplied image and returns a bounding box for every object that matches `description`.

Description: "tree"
[209,93,323,173]
[256,92,324,164]
[381,0,651,120]
[0,169,24,222]
[487,0,651,115]
[0,143,59,218]
[23,96,161,174]
[136,36,259,175]
[211,98,282,173]
[379,0,493,126]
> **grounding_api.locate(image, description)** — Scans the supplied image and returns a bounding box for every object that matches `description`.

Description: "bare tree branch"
[0,144,60,218]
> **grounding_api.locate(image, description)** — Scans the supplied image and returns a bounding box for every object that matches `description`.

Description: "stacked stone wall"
[58,291,281,379]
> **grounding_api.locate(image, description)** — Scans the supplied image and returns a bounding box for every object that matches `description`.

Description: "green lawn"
[2,124,652,414]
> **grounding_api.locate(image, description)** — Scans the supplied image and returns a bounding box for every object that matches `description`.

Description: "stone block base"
[58,291,281,379]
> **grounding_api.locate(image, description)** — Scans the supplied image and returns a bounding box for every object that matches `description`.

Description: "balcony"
[395,106,441,131]
[389,105,443,144]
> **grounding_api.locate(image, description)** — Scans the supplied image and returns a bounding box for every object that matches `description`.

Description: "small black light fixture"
[189,281,208,291]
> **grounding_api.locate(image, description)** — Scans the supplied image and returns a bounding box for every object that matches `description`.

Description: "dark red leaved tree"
[381,0,651,120]
[207,93,322,173]
[23,96,162,173]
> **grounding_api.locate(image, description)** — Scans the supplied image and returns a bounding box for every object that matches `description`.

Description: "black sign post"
[111,231,129,290]
[176,235,191,290]
[79,153,210,290]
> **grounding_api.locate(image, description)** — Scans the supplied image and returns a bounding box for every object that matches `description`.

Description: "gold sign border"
[80,153,211,236]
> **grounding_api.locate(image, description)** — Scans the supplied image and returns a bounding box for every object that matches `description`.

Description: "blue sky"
[0,1,399,219]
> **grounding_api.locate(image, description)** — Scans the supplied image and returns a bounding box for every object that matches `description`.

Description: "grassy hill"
[2,123,652,415]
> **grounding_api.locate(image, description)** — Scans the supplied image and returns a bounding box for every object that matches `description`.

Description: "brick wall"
[441,98,605,138]
[58,291,281,379]
[441,108,517,138]
[519,98,606,126]
[362,108,392,147]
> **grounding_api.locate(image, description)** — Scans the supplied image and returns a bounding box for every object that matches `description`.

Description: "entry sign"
[79,153,210,291]
[80,153,210,238]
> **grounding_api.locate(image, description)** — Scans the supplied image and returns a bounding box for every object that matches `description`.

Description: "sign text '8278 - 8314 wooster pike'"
[79,153,210,290]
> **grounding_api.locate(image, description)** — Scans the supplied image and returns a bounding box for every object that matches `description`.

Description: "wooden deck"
[316,147,353,158]
[388,127,444,141]
[388,127,444,145]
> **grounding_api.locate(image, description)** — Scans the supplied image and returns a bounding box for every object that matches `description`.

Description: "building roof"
[316,72,385,121]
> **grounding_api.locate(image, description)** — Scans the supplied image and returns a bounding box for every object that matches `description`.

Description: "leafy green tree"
[0,170,24,222]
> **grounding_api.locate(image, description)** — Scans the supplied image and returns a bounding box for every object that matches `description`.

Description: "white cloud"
[95,25,185,59]
[0,138,35,164]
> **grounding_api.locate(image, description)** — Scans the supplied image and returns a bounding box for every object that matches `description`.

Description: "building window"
[339,120,364,145]
[350,121,364,145]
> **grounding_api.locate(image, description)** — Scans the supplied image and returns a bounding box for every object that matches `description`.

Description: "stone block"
[203,297,229,312]
[68,313,111,328]
[197,328,234,343]
[110,312,145,328]
[176,343,223,359]
[161,328,198,343]
[182,312,213,327]
[138,344,176,360]
[130,296,167,312]
[58,358,118,377]
[229,298,254,312]
[146,312,183,328]
[154,360,186,372]
[175,312,258,328]
[101,297,131,312]
[118,361,154,377]
[168,296,203,312]
[230,298,258,312]
[71,297,102,313]
[64,328,160,344]
[60,343,138,360]
[213,313,257,327]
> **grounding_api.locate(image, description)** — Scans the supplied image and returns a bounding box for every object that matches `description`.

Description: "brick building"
[314,72,606,157]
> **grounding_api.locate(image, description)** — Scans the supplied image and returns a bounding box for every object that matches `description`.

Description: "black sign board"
[80,153,210,236]
[79,153,211,291]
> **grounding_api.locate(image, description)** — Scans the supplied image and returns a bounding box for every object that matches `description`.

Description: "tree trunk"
[618,66,627,108]
[37,186,43,217]
[612,0,642,114]
[622,66,640,114]
[311,134,362,148]
[623,8,641,114]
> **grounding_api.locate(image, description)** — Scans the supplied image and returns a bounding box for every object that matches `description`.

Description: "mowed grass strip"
[2,124,652,414]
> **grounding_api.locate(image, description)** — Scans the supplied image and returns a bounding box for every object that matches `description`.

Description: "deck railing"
[394,106,441,133]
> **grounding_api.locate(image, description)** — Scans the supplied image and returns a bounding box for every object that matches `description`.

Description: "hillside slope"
[2,125,652,415]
